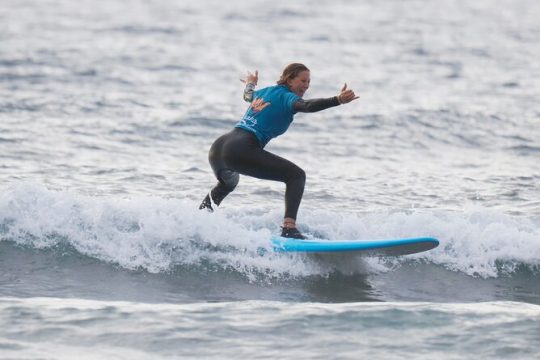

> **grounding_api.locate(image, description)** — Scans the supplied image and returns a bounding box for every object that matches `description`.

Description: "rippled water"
[1,298,539,360]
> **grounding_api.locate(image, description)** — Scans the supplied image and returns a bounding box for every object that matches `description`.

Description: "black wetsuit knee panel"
[286,165,306,184]
[218,169,239,191]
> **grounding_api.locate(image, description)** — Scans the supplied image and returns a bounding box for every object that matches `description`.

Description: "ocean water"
[1,0,539,359]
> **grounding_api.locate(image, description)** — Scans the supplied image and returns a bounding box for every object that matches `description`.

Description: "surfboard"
[271,236,439,256]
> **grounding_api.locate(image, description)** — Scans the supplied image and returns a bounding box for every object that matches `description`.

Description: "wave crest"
[1,183,539,279]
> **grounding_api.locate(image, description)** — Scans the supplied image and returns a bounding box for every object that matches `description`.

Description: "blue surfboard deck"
[271,236,439,256]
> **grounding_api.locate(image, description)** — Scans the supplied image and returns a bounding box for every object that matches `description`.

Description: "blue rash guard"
[235,85,300,147]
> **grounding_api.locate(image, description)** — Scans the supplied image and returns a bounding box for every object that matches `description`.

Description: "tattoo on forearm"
[243,83,256,102]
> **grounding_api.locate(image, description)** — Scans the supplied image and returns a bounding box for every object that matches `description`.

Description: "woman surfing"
[200,63,359,239]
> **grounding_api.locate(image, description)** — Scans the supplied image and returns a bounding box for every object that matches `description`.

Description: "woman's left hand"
[337,83,359,104]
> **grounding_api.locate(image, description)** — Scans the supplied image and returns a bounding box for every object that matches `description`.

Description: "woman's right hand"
[241,70,259,85]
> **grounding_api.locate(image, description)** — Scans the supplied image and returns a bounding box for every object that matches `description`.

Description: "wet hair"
[276,63,310,85]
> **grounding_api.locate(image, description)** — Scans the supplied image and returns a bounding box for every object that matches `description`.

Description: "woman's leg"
[200,129,307,237]
[227,147,306,221]
[199,132,240,211]
[232,149,307,238]
[199,169,239,211]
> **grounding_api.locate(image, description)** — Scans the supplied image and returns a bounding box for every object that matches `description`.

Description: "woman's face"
[287,70,310,97]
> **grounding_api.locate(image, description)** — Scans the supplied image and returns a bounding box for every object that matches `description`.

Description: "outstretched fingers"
[338,83,359,104]
[241,70,259,84]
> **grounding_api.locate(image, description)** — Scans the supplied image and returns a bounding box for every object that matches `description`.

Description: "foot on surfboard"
[280,226,307,240]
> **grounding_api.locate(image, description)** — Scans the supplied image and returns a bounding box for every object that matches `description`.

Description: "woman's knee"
[218,169,239,191]
[289,165,306,185]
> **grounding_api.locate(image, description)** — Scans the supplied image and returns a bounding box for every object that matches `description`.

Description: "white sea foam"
[1,183,538,279]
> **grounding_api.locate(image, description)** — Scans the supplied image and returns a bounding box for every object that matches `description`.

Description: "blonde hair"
[277,63,310,85]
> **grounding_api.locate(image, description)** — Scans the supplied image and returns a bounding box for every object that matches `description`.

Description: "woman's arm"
[243,82,256,102]
[294,83,359,113]
[294,97,340,113]
[241,70,259,102]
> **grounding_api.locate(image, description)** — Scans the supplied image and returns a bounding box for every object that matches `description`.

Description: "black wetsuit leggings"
[207,128,306,220]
